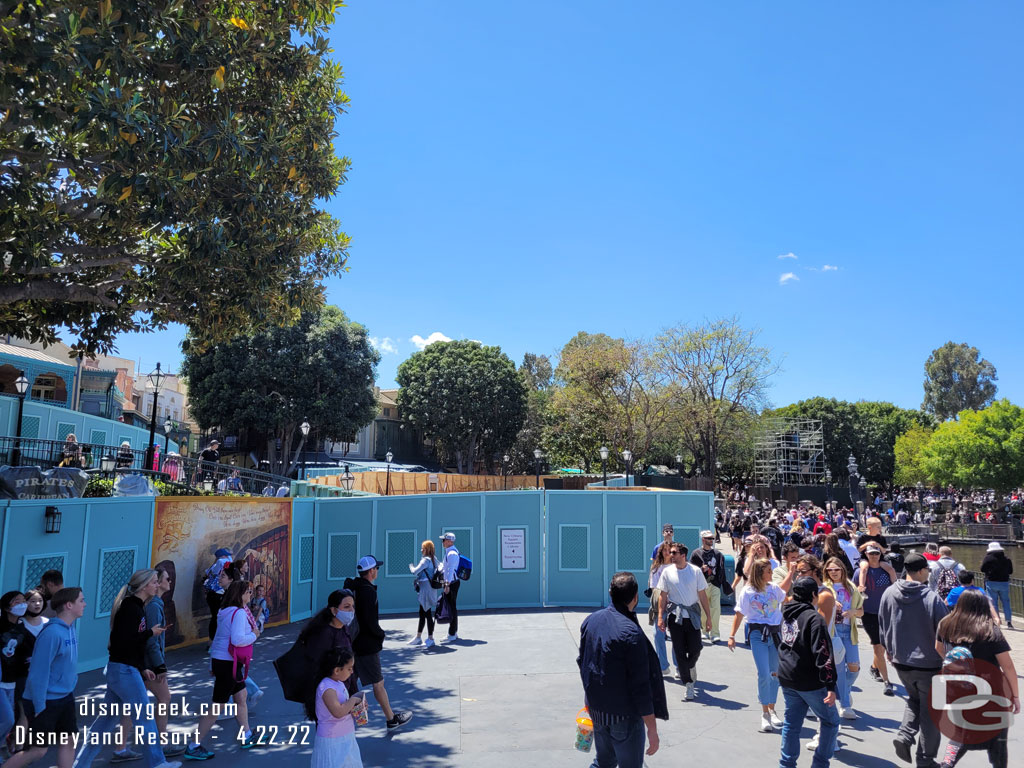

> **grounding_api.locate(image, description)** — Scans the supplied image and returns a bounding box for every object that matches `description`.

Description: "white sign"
[500,528,526,570]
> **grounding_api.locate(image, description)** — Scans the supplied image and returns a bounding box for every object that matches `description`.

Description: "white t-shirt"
[649,564,668,590]
[22,618,48,637]
[656,564,707,605]
[738,584,786,626]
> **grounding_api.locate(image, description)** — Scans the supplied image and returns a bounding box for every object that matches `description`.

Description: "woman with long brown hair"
[824,556,863,719]
[934,590,1019,768]
[650,542,673,673]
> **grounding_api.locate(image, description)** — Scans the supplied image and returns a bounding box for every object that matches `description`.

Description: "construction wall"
[310,470,552,495]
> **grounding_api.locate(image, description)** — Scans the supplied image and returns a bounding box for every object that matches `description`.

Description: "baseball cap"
[903,554,928,573]
[440,532,456,542]
[357,555,383,572]
[700,530,714,539]
[792,577,819,604]
[662,524,674,533]
[865,545,882,555]
[214,548,232,557]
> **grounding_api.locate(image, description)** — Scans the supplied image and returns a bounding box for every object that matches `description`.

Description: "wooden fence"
[311,470,554,495]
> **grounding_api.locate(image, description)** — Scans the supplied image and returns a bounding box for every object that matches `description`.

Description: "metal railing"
[0,436,291,495]
[968,573,1024,618]
[934,523,1018,541]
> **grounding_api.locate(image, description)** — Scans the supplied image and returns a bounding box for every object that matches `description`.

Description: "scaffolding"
[754,417,825,487]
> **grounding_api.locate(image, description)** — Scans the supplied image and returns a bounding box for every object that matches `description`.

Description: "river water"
[933,542,1024,574]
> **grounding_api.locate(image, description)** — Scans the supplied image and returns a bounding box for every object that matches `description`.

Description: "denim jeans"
[987,581,1012,623]
[75,662,165,768]
[590,716,645,768]
[653,625,669,670]
[835,623,860,709]
[245,676,261,697]
[0,686,13,747]
[749,627,779,706]
[779,687,839,768]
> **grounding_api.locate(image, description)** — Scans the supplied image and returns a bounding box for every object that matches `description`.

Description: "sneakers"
[768,710,783,728]
[840,706,858,720]
[684,682,696,701]
[884,682,896,696]
[424,637,436,648]
[247,689,264,708]
[386,711,413,730]
[183,745,214,761]
[154,762,182,768]
[112,749,143,763]
[240,733,257,750]
[806,734,819,751]
[893,738,912,764]
[758,714,773,733]
[442,634,459,644]
[870,666,882,682]
[408,636,423,646]
[163,745,187,758]
[660,666,670,675]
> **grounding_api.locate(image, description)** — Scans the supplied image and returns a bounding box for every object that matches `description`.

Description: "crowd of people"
[580,503,1020,768]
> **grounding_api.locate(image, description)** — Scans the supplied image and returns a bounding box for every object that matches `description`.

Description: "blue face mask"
[335,609,355,626]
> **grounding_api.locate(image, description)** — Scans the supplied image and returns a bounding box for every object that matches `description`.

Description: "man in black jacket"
[578,572,667,767]
[777,578,839,768]
[343,556,412,730]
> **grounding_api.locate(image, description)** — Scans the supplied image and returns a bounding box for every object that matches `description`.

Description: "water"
[935,542,1024,574]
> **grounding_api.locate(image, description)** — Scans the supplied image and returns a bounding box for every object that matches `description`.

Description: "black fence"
[0,436,291,495]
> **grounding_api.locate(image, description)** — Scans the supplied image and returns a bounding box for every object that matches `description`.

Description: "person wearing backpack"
[928,546,965,602]
[440,532,464,643]
[408,541,442,648]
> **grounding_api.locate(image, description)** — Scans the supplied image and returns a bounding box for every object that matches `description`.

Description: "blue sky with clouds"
[110,1,1023,410]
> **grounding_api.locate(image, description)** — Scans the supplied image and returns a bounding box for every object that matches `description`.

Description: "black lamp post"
[340,463,354,492]
[163,419,173,455]
[847,453,858,518]
[100,454,116,480]
[534,448,543,489]
[825,468,833,513]
[12,371,28,467]
[300,419,310,480]
[622,449,632,486]
[502,453,509,491]
[601,446,609,487]
[385,449,393,496]
[859,477,868,512]
[144,363,165,471]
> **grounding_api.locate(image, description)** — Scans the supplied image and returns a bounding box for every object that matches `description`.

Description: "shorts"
[861,612,881,645]
[211,658,246,704]
[354,653,383,686]
[24,693,77,736]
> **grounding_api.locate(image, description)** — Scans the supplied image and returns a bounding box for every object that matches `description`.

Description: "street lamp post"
[385,449,393,496]
[12,371,29,467]
[300,419,310,480]
[600,446,609,487]
[144,363,165,471]
[622,449,632,487]
[916,481,925,521]
[847,453,859,519]
[502,454,509,491]
[534,448,543,489]
[825,469,833,513]
[859,477,868,513]
[340,464,354,492]
[163,419,173,455]
[675,453,683,489]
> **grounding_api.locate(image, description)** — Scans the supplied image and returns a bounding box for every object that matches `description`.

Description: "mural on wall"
[152,498,291,647]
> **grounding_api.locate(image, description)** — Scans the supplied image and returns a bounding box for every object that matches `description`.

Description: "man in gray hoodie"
[877,553,948,768]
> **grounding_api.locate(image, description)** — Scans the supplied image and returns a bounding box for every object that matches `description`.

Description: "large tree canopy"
[181,305,378,474]
[922,342,997,421]
[396,340,527,474]
[1,1,350,353]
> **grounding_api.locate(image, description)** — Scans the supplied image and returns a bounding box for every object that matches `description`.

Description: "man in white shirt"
[656,543,712,701]
[441,532,462,643]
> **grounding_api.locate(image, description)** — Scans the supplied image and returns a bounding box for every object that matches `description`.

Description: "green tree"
[396,341,527,474]
[181,305,378,474]
[922,342,997,421]
[507,354,553,474]
[893,424,935,487]
[918,400,1024,493]
[656,317,777,475]
[0,1,350,354]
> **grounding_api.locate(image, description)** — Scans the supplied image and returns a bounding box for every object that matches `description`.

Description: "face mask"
[9,604,28,618]
[335,610,355,626]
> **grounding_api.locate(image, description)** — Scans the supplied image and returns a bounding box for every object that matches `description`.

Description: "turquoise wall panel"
[290,498,315,622]
[482,491,543,607]
[545,491,605,607]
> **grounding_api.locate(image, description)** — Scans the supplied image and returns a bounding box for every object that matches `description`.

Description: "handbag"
[226,608,254,681]
[428,560,445,589]
[273,639,315,703]
[435,593,451,624]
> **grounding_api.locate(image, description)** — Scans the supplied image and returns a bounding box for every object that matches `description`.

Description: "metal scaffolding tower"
[754,417,825,486]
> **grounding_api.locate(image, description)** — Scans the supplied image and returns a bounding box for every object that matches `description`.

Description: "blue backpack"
[457,554,473,581]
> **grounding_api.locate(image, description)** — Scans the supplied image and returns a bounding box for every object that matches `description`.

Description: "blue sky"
[111,1,1023,410]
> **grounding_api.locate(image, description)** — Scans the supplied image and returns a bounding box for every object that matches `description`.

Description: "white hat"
[986,541,1004,552]
[700,530,714,539]
[440,532,456,542]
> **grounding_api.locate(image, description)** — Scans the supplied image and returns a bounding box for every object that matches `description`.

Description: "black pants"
[894,665,941,766]
[666,614,702,683]
[447,580,460,636]
[206,590,222,640]
[417,606,435,636]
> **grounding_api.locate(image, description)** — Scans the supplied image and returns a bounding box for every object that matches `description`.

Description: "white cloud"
[822,264,838,271]
[369,336,398,355]
[777,252,798,260]
[410,331,452,350]
[779,272,799,286]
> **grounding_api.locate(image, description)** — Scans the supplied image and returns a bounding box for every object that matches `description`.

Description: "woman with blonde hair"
[408,540,441,647]
[824,556,863,719]
[73,569,175,768]
[727,558,786,732]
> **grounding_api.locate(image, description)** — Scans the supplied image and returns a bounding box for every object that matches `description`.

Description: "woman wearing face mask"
[19,591,48,638]
[0,592,33,753]
[298,591,358,697]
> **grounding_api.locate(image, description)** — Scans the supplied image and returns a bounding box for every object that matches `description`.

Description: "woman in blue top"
[857,546,897,696]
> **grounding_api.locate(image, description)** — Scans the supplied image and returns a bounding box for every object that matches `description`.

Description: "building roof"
[378,388,398,407]
[0,343,76,370]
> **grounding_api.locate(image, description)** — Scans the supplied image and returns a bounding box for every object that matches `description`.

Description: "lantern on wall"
[44,505,61,534]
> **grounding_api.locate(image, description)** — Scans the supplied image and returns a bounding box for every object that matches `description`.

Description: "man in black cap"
[777,577,839,768]
[878,553,948,768]
[343,556,412,730]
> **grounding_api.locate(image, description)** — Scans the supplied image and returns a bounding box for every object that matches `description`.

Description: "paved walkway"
[66,602,1022,768]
